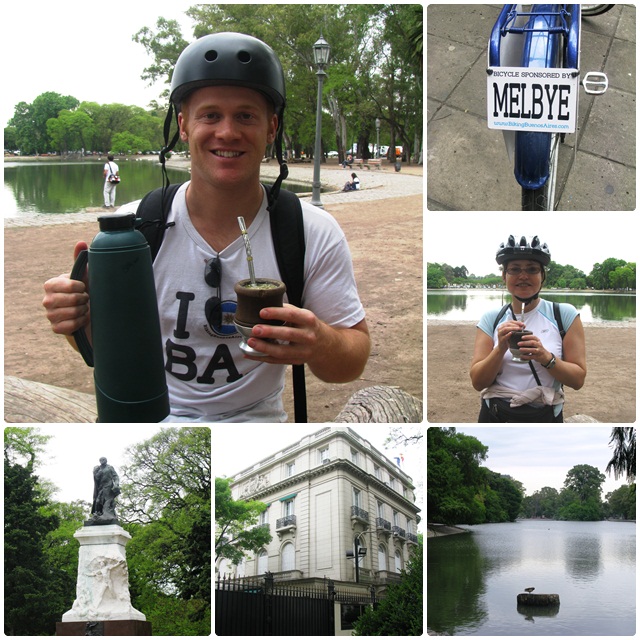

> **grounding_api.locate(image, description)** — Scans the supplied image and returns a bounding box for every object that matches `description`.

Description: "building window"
[318,446,330,463]
[283,498,294,517]
[378,544,387,571]
[395,550,402,573]
[389,477,396,490]
[393,510,399,526]
[281,542,295,571]
[286,461,295,477]
[259,507,268,526]
[377,501,385,518]
[352,487,362,508]
[257,550,268,575]
[350,448,359,464]
[374,465,383,481]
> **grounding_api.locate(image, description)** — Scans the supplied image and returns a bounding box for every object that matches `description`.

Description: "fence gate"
[216,573,372,636]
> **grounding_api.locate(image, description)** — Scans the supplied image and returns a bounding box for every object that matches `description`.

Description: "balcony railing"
[406,532,419,544]
[392,525,406,539]
[376,517,391,532]
[351,506,369,523]
[276,515,297,530]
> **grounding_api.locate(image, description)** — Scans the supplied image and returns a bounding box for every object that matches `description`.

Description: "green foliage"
[353,544,423,636]
[605,484,636,519]
[4,455,67,635]
[428,257,635,291]
[215,477,272,566]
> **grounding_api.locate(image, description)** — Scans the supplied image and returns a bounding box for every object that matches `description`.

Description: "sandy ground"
[427,321,636,423]
[4,160,423,423]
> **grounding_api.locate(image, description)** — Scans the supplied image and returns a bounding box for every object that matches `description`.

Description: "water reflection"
[4,161,316,216]
[427,290,635,323]
[427,521,636,636]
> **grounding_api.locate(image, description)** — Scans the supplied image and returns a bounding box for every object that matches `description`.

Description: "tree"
[4,450,63,634]
[558,464,605,521]
[427,428,490,525]
[353,544,422,635]
[120,427,211,628]
[8,92,79,154]
[606,427,636,481]
[605,484,636,520]
[215,477,272,566]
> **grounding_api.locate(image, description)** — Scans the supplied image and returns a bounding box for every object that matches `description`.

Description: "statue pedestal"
[56,620,152,636]
[61,525,147,625]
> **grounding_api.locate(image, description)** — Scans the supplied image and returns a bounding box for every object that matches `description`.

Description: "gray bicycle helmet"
[169,32,285,112]
[161,32,289,211]
[496,235,551,266]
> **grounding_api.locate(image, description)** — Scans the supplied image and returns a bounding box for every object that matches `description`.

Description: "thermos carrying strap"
[69,249,94,367]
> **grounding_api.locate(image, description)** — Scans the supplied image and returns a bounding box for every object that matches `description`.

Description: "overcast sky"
[30,425,166,504]
[454,426,632,497]
[2,4,196,128]
[426,212,637,278]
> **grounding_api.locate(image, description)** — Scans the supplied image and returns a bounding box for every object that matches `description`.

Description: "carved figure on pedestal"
[89,457,121,525]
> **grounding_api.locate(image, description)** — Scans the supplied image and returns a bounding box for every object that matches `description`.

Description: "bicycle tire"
[581,5,615,17]
[521,133,560,211]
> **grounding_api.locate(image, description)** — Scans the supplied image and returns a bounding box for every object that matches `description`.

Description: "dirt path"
[427,322,636,423]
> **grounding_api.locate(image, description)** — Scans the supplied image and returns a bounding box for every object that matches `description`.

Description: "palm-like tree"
[605,428,636,481]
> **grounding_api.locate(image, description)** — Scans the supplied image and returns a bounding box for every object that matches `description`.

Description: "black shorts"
[478,398,564,423]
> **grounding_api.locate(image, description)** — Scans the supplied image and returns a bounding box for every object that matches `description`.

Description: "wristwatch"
[543,353,557,369]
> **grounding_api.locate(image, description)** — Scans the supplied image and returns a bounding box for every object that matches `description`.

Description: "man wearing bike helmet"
[43,33,370,422]
[470,235,586,423]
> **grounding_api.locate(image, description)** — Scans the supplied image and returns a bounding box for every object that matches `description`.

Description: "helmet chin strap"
[514,291,540,305]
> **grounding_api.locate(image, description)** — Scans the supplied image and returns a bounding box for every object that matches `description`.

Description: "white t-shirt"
[104,161,119,182]
[122,182,365,422]
[477,299,578,395]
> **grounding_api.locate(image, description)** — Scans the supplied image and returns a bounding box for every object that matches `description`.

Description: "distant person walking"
[103,155,120,208]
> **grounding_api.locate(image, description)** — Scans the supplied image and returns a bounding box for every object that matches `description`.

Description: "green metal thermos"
[70,213,170,422]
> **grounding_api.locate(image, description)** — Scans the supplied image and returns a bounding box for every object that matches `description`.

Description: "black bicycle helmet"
[160,32,289,211]
[496,235,551,266]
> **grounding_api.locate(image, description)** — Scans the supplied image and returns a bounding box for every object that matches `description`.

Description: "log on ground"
[334,385,423,422]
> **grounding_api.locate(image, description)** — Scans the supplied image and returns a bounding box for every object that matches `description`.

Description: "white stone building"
[217,426,420,594]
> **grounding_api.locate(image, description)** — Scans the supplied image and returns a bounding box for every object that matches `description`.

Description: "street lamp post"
[375,117,381,159]
[311,35,330,208]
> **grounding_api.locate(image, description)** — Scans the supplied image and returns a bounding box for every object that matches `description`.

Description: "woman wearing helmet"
[470,235,586,422]
[43,33,370,422]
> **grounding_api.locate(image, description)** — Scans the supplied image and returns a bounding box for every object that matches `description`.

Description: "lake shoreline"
[427,523,470,538]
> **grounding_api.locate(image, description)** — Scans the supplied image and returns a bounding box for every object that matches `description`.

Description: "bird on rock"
[524,587,535,594]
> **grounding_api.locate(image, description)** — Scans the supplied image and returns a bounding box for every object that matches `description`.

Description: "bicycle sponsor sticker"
[487,67,579,133]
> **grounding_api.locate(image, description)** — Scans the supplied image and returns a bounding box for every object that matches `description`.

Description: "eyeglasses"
[506,266,542,276]
[204,257,222,331]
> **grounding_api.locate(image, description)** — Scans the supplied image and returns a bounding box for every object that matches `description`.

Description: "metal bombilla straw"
[237,216,257,286]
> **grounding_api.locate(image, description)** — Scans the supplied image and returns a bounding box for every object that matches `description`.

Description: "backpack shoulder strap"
[135,183,182,261]
[267,186,306,308]
[266,185,307,423]
[553,301,566,339]
[492,303,512,334]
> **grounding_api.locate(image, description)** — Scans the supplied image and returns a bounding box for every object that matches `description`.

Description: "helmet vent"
[204,50,218,62]
[238,50,252,63]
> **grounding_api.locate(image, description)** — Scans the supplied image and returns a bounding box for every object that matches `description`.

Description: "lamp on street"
[346,532,368,583]
[375,117,381,159]
[311,35,330,208]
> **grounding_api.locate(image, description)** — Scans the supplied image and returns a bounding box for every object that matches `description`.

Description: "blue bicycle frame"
[489,5,581,190]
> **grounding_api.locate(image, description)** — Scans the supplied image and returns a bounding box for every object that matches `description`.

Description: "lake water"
[427,520,636,636]
[427,290,636,323]
[3,161,316,216]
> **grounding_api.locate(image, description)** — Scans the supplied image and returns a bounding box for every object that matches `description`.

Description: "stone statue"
[88,457,120,525]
